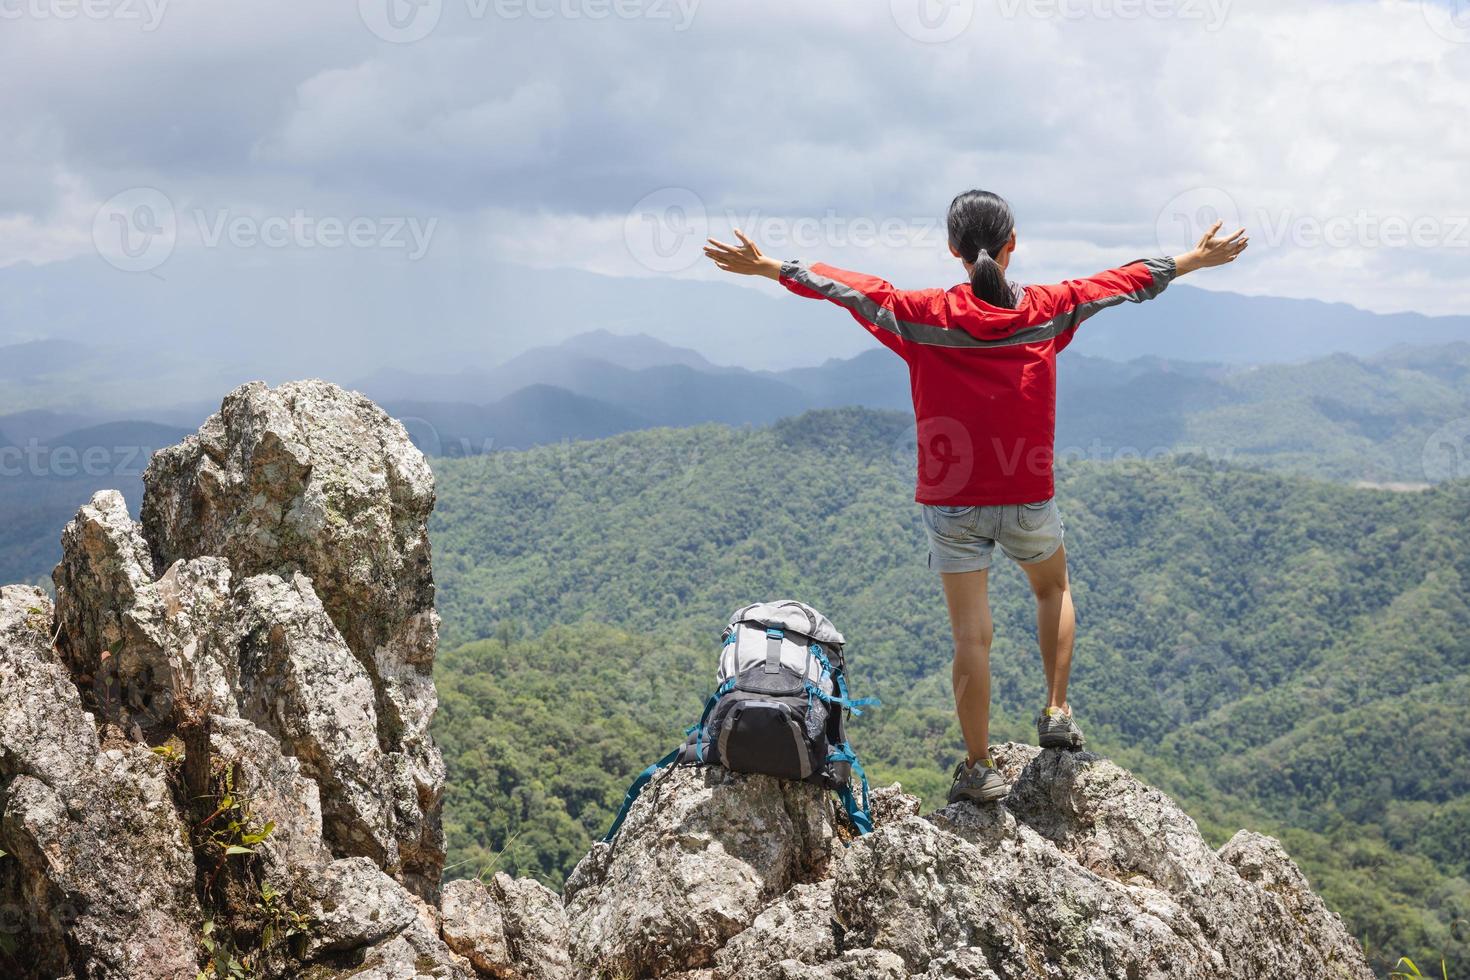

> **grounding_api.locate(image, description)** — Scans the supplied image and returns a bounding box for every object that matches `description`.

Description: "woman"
[704,189,1247,803]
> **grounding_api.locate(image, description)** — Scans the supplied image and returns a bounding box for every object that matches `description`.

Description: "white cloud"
[0,0,1465,322]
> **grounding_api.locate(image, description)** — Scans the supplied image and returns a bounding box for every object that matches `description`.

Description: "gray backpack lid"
[726,599,845,648]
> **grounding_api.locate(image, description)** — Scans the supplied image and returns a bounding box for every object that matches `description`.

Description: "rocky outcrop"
[0,381,476,979]
[141,379,445,901]
[562,744,1375,980]
[0,586,202,980]
[0,378,1375,980]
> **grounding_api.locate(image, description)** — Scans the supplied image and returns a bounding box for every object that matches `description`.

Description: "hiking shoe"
[947,759,1009,804]
[1037,706,1086,749]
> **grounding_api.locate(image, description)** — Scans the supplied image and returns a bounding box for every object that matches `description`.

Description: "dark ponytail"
[947,189,1016,309]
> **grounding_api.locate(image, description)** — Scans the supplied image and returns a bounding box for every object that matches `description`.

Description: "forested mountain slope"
[429,408,1470,971]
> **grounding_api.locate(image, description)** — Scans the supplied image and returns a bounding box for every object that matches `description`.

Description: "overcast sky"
[1,0,1467,363]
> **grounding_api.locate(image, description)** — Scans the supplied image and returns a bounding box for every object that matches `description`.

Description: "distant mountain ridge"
[4,332,1469,589]
[4,252,1469,407]
[354,332,1470,487]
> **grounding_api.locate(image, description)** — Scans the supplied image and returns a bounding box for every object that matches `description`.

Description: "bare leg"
[940,569,993,765]
[1020,545,1075,710]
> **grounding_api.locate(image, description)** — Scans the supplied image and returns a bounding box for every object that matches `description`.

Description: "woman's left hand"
[704,229,783,280]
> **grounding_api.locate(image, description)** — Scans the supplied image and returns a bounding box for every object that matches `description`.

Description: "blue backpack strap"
[692,677,737,762]
[603,745,683,842]
[605,678,737,843]
[826,743,874,835]
[805,682,881,716]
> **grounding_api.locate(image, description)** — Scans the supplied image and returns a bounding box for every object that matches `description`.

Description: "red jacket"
[779,256,1177,505]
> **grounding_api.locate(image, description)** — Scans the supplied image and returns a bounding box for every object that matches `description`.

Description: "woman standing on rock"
[704,190,1247,803]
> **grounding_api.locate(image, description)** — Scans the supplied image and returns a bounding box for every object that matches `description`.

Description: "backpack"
[603,600,879,842]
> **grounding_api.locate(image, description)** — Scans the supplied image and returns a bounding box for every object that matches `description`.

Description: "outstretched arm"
[1028,221,1250,346]
[703,230,992,357]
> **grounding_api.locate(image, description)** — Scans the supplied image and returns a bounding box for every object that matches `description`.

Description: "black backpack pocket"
[711,693,817,781]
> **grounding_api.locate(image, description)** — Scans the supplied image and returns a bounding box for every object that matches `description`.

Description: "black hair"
[947,189,1016,308]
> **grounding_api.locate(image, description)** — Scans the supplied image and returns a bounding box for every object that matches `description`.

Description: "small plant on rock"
[1390,955,1450,979]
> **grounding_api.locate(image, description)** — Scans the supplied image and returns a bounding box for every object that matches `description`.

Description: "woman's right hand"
[1174,220,1249,275]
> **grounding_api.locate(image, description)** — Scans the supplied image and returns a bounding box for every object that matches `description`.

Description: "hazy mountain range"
[4,323,1469,587]
[4,254,1469,415]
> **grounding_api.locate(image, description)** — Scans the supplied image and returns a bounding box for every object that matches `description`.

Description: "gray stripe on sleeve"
[783,257,1175,350]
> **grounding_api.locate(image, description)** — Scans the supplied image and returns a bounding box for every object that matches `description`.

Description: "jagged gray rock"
[208,714,331,886]
[332,913,474,980]
[233,571,399,874]
[53,490,239,736]
[295,857,420,959]
[442,873,573,980]
[565,767,838,978]
[141,379,445,900]
[51,488,156,678]
[567,743,1374,980]
[710,881,838,979]
[0,586,202,980]
[0,382,498,979]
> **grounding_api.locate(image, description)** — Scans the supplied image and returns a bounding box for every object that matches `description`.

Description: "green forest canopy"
[428,408,1470,971]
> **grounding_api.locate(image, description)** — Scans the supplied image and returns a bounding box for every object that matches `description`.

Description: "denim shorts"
[920,498,1065,574]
